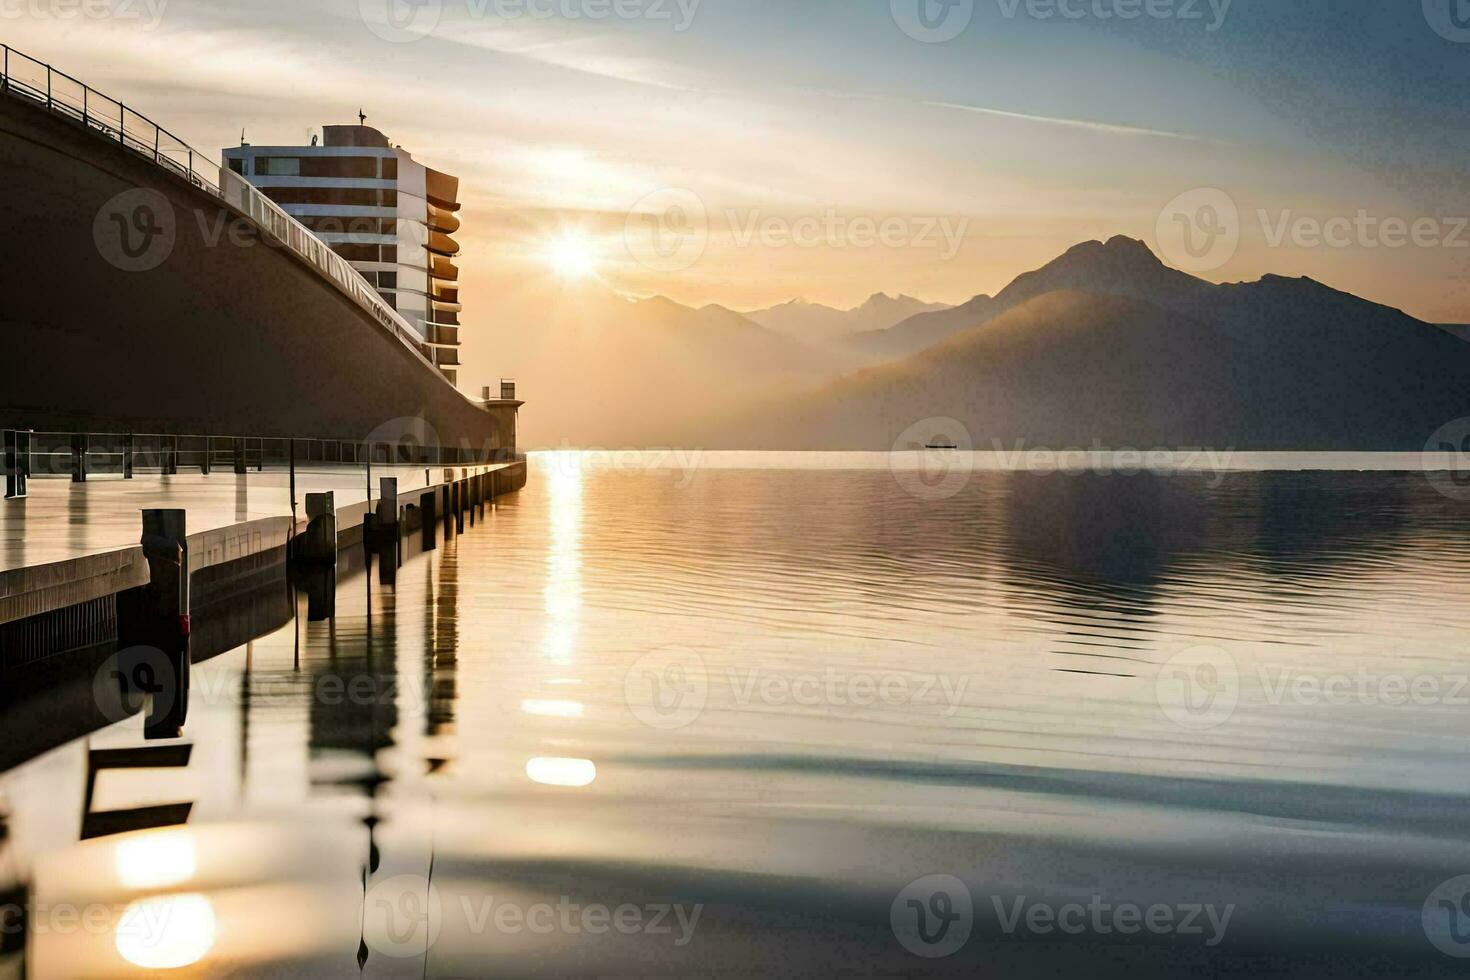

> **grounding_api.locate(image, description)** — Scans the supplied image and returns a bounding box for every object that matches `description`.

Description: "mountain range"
[501,236,1470,450]
[742,293,952,344]
[699,236,1470,451]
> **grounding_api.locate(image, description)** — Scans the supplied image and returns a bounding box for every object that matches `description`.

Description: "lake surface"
[3,452,1470,977]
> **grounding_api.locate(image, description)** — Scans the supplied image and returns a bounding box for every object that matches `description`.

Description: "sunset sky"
[8,0,1469,389]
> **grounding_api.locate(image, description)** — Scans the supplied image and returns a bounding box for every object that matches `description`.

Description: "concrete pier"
[0,459,527,672]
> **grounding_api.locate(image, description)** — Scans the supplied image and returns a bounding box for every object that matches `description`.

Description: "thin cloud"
[921,99,1220,143]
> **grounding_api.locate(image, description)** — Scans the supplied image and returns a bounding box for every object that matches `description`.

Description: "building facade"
[223,125,464,383]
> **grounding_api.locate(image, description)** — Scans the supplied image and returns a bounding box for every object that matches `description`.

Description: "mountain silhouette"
[743,293,951,343]
[710,238,1470,450]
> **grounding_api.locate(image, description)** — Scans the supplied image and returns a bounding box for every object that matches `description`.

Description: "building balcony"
[427,230,461,256]
[427,205,460,234]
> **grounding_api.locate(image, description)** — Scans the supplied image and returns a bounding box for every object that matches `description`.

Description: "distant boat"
[924,440,959,450]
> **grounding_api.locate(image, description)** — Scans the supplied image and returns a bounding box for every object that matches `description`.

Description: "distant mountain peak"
[1058,235,1166,267]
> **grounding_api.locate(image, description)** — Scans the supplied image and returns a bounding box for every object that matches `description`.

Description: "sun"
[544,233,601,280]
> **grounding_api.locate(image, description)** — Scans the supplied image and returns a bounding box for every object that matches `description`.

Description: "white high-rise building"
[223,123,464,384]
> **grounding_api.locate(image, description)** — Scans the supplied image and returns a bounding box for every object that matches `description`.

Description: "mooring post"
[421,490,437,551]
[233,437,246,475]
[377,477,399,536]
[3,431,24,499]
[116,509,190,739]
[71,434,87,483]
[295,491,337,564]
[455,481,465,535]
[200,437,211,476]
[122,434,135,480]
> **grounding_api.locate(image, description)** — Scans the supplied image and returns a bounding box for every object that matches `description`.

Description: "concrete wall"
[0,94,516,449]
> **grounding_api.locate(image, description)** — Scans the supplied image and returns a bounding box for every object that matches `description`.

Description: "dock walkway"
[0,461,523,627]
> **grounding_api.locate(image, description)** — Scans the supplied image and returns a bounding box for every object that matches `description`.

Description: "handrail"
[0,42,464,392]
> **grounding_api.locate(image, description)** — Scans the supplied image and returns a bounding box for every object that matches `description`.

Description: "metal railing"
[0,43,455,385]
[3,428,523,500]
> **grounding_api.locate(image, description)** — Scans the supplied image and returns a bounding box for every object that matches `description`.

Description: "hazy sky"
[8,0,1469,388]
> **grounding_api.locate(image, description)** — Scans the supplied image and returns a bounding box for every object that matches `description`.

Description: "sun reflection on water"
[114,893,217,970]
[114,829,197,890]
[542,453,584,664]
[525,757,597,787]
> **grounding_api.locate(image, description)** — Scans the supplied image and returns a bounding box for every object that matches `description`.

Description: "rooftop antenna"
[239,128,246,146]
[358,108,367,126]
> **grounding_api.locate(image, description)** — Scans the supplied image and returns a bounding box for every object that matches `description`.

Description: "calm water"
[4,452,1470,977]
